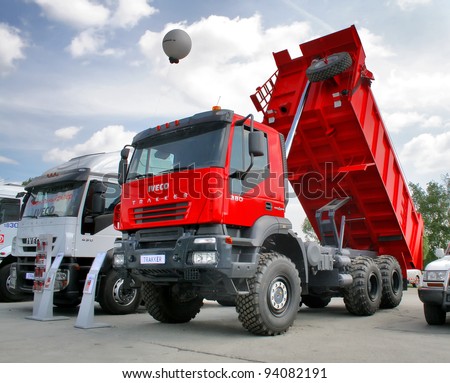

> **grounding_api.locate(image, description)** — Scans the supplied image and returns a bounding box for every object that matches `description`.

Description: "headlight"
[192,251,218,265]
[424,270,447,282]
[113,253,125,267]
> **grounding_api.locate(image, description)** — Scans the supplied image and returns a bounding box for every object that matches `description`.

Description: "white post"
[75,252,111,329]
[26,234,69,321]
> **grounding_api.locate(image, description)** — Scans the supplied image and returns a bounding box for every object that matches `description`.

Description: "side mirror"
[435,248,445,258]
[249,131,265,157]
[118,147,130,185]
[92,182,105,215]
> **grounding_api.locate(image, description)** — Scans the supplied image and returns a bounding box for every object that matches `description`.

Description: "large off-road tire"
[306,52,352,82]
[143,282,203,323]
[301,295,331,309]
[236,252,301,336]
[0,263,25,302]
[375,255,403,309]
[423,303,446,325]
[343,256,382,316]
[98,269,141,315]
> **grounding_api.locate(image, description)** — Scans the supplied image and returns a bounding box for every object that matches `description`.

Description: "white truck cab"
[9,152,141,314]
[0,183,25,301]
[418,243,450,325]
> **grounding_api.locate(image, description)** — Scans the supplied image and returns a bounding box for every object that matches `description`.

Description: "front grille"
[20,236,56,253]
[133,202,189,224]
[136,227,183,250]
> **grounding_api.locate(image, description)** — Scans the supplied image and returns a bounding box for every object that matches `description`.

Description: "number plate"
[25,272,35,280]
[141,254,165,264]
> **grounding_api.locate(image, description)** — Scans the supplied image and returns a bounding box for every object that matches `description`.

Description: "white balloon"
[162,29,192,63]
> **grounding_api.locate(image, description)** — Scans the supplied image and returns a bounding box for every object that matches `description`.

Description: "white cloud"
[358,28,395,60]
[110,0,158,29]
[0,23,26,75]
[400,132,450,177]
[383,111,445,133]
[33,0,110,29]
[68,29,105,57]
[54,126,82,140]
[0,155,19,165]
[394,0,433,11]
[46,125,136,163]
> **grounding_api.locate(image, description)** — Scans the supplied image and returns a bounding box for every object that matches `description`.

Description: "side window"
[0,198,20,224]
[82,181,120,235]
[229,125,269,195]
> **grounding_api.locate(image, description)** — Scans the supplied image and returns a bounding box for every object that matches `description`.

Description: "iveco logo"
[148,183,169,192]
[25,237,39,245]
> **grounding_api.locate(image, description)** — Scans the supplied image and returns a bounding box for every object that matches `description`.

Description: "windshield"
[127,122,229,181]
[0,197,20,224]
[22,182,85,218]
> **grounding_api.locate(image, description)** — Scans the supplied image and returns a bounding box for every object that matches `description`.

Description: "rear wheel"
[236,252,301,335]
[423,303,446,325]
[0,263,26,302]
[343,256,382,316]
[375,255,403,309]
[143,282,203,323]
[98,269,141,315]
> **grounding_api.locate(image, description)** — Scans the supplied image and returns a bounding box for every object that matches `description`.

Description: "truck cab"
[418,243,450,325]
[0,183,25,301]
[9,152,141,314]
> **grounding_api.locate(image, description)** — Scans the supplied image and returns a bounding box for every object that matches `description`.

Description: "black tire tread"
[423,303,446,325]
[306,52,352,82]
[236,252,301,336]
[143,282,203,323]
[374,255,403,309]
[343,256,382,316]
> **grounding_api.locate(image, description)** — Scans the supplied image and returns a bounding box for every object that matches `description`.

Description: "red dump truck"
[112,25,423,335]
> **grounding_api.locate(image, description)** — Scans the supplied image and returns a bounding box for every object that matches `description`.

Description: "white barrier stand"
[75,252,111,329]
[26,248,69,322]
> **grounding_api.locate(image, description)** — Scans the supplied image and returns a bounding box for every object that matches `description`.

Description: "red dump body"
[251,25,423,272]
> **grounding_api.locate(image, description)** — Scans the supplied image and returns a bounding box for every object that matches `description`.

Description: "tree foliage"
[302,217,318,242]
[409,175,450,265]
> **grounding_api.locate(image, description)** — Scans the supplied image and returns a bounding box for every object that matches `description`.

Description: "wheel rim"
[391,270,401,294]
[312,54,340,69]
[112,278,137,306]
[268,276,289,315]
[367,273,379,302]
[5,274,13,294]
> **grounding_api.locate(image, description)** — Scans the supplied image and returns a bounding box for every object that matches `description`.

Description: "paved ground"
[0,288,449,363]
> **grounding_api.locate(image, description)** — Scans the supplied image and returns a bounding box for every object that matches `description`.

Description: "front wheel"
[98,269,141,315]
[423,303,446,325]
[143,282,203,323]
[0,263,26,302]
[236,252,301,335]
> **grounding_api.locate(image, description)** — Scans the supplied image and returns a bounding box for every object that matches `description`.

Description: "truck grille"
[20,236,56,253]
[133,202,189,224]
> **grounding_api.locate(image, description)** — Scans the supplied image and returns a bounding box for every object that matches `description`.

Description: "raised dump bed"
[251,25,423,272]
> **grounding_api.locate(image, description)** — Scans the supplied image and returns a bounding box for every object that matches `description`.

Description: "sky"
[1,0,449,231]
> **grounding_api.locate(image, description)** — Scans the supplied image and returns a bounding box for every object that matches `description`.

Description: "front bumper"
[114,229,259,283]
[418,287,450,311]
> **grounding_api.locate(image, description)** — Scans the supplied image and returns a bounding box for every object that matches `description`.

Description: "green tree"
[22,178,33,186]
[302,217,318,242]
[409,174,450,266]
